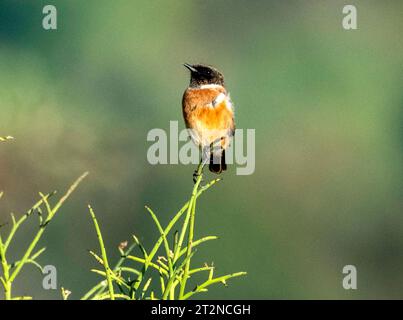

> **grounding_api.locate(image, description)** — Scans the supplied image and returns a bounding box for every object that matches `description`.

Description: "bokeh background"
[0,0,402,299]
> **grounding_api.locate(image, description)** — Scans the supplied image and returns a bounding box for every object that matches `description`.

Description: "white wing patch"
[212,93,226,107]
[211,93,233,112]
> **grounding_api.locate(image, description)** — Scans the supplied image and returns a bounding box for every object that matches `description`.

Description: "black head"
[184,63,225,87]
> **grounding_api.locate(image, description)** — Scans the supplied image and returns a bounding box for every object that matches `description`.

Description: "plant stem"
[132,177,210,297]
[181,271,247,300]
[0,235,11,299]
[178,193,198,298]
[88,205,115,300]
[4,195,52,252]
[162,162,204,299]
[173,162,204,262]
[8,173,88,284]
[178,162,204,298]
[83,242,137,299]
[0,136,13,142]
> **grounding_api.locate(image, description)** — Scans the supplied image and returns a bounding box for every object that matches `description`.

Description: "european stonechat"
[182,63,235,175]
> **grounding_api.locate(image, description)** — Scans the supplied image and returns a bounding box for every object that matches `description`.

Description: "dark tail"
[209,150,227,174]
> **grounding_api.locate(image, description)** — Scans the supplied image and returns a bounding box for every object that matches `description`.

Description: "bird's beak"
[183,63,197,73]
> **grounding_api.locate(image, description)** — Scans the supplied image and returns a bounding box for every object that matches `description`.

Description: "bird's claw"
[193,172,199,184]
[193,171,204,184]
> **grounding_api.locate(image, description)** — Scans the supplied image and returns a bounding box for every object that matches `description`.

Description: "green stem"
[172,162,204,263]
[8,173,88,284]
[4,195,52,252]
[162,163,204,299]
[132,175,212,296]
[88,205,115,300]
[0,235,11,299]
[145,206,174,276]
[178,191,198,298]
[84,242,137,299]
[176,161,204,299]
[182,272,247,300]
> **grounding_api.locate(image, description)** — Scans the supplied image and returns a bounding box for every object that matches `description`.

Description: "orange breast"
[182,87,235,148]
[194,101,233,131]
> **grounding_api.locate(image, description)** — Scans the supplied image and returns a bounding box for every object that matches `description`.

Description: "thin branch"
[88,205,115,300]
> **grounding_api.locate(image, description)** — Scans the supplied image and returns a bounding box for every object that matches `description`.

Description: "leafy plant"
[0,173,88,300]
[0,155,246,300]
[81,163,246,300]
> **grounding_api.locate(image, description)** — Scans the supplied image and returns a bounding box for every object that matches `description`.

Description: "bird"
[182,63,235,178]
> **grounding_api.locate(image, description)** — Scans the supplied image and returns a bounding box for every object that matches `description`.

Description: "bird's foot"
[193,171,204,184]
[193,171,199,184]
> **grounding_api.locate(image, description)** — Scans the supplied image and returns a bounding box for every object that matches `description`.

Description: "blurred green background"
[0,0,402,299]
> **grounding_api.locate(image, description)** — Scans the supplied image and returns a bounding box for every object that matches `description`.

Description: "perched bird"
[182,63,235,175]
